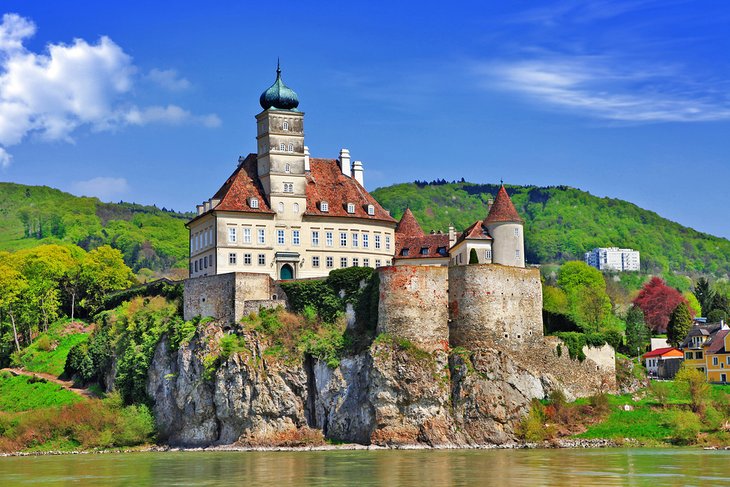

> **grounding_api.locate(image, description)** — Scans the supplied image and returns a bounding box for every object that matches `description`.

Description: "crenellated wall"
[448,264,543,350]
[376,265,449,352]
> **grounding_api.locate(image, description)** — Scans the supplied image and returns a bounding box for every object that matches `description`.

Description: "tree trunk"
[71,292,75,323]
[9,306,20,352]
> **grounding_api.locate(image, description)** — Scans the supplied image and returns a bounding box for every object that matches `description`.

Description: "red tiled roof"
[395,208,424,238]
[395,233,450,260]
[304,158,396,223]
[642,347,682,358]
[213,154,274,214]
[705,329,729,354]
[485,185,523,224]
[454,219,492,246]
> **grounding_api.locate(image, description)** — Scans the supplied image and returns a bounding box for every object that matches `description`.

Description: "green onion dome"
[259,63,299,110]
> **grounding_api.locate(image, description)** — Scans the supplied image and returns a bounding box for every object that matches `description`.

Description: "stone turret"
[484,184,525,268]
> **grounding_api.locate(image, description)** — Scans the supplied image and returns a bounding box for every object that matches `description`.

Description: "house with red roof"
[187,65,396,280]
[642,347,683,379]
[393,209,451,266]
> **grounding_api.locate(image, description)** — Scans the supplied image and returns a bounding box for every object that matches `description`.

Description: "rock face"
[146,324,613,447]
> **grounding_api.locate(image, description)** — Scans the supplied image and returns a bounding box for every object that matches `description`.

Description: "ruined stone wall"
[183,272,273,323]
[376,265,449,352]
[448,264,542,350]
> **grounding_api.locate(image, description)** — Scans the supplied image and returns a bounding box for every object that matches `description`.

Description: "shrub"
[469,248,479,264]
[649,381,671,407]
[35,335,54,352]
[517,399,555,442]
[675,366,710,414]
[589,392,610,416]
[666,410,701,445]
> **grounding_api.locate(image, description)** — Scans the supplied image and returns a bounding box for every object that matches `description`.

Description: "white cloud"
[0,147,11,167]
[146,68,191,91]
[0,13,219,166]
[71,176,129,200]
[480,56,730,123]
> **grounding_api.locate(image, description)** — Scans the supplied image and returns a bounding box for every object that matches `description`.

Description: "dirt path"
[1,367,97,399]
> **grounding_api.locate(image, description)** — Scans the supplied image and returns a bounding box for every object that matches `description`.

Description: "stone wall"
[448,264,542,350]
[183,272,273,323]
[376,265,449,352]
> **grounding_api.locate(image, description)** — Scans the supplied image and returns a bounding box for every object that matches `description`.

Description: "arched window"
[293,202,299,214]
[278,202,284,213]
[288,143,294,152]
[285,163,291,173]
[282,120,289,131]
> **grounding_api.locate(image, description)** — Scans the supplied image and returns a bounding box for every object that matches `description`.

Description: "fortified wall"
[183,272,277,323]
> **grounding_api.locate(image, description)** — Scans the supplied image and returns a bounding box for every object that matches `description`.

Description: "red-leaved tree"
[633,277,691,333]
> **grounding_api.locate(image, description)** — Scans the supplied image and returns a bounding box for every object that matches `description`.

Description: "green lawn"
[0,373,81,412]
[13,321,90,376]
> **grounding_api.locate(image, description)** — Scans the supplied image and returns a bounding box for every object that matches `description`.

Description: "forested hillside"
[0,183,191,276]
[371,181,730,277]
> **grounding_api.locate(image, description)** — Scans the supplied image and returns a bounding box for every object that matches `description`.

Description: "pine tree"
[469,248,479,264]
[667,302,693,347]
[625,305,650,356]
[693,277,713,317]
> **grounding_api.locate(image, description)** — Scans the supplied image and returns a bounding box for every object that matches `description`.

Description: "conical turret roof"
[485,185,523,224]
[396,208,425,237]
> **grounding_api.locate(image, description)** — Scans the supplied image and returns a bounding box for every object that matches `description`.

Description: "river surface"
[0,448,728,486]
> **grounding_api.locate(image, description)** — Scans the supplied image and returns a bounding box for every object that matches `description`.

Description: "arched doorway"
[280,263,294,280]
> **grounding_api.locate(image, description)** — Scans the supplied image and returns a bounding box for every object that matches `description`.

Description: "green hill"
[0,182,192,275]
[371,181,730,277]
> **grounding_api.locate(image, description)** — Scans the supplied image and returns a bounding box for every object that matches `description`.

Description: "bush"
[649,381,671,407]
[589,392,610,416]
[666,410,701,445]
[675,366,710,414]
[35,335,54,352]
[517,399,555,442]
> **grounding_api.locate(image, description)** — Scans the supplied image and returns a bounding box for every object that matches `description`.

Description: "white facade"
[585,247,640,272]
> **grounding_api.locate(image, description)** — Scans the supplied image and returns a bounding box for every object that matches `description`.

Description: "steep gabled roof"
[213,154,274,214]
[453,219,492,246]
[396,233,450,260]
[705,329,729,354]
[485,185,523,224]
[396,208,425,237]
[304,159,396,223]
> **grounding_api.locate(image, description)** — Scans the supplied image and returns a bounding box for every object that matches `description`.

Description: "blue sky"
[2,1,730,238]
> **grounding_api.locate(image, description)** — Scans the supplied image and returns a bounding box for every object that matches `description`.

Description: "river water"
[0,448,728,486]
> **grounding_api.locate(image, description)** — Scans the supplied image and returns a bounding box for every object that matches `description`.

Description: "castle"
[186,65,525,280]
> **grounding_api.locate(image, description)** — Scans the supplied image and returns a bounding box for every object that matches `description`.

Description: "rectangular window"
[292,230,300,245]
[685,352,692,360]
[514,228,519,237]
[244,253,252,265]
[363,258,370,267]
[375,259,381,268]
[228,227,237,243]
[194,260,198,272]
[326,231,333,247]
[312,256,320,268]
[277,229,285,245]
[375,235,381,249]
[258,228,266,244]
[258,254,265,266]
[204,256,208,268]
[515,249,521,259]
[243,227,252,243]
[312,230,320,246]
[696,351,703,359]
[362,234,369,248]
[727,357,730,365]
[713,357,719,366]
[352,257,359,267]
[326,256,333,268]
[340,257,347,268]
[340,232,347,247]
[352,233,359,247]
[283,182,293,193]
[385,235,391,250]
[485,249,492,260]
[229,253,236,265]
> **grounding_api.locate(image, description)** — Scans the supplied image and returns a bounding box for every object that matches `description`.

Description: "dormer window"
[347,203,355,214]
[282,120,289,131]
[320,201,329,212]
[367,204,375,216]
[249,197,259,209]
[420,247,429,255]
[401,248,410,256]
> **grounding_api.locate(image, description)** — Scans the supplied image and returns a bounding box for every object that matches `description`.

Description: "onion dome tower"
[259,60,299,110]
[484,183,525,267]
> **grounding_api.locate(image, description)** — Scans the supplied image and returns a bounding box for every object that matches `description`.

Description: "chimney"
[352,160,364,185]
[304,146,310,172]
[196,204,204,215]
[211,198,220,208]
[487,197,494,213]
[448,225,457,247]
[339,148,351,177]
[203,200,211,212]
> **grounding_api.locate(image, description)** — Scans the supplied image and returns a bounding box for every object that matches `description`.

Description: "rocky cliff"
[146,322,613,447]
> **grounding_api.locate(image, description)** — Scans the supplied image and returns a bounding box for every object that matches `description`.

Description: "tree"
[0,265,28,351]
[693,277,713,316]
[79,246,135,314]
[675,366,710,414]
[667,302,692,347]
[469,248,479,264]
[556,261,611,332]
[683,292,702,318]
[625,305,650,356]
[633,277,688,333]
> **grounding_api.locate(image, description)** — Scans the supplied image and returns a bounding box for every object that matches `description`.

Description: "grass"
[0,373,81,412]
[12,320,90,376]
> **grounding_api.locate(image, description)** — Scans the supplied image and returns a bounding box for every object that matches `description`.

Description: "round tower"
[484,184,524,267]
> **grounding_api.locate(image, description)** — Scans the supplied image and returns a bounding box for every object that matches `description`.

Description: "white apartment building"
[584,247,640,272]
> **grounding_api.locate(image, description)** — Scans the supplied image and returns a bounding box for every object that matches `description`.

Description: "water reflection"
[1,448,729,486]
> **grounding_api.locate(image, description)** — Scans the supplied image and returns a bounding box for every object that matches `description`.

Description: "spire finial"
[500,178,504,186]
[276,58,281,76]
